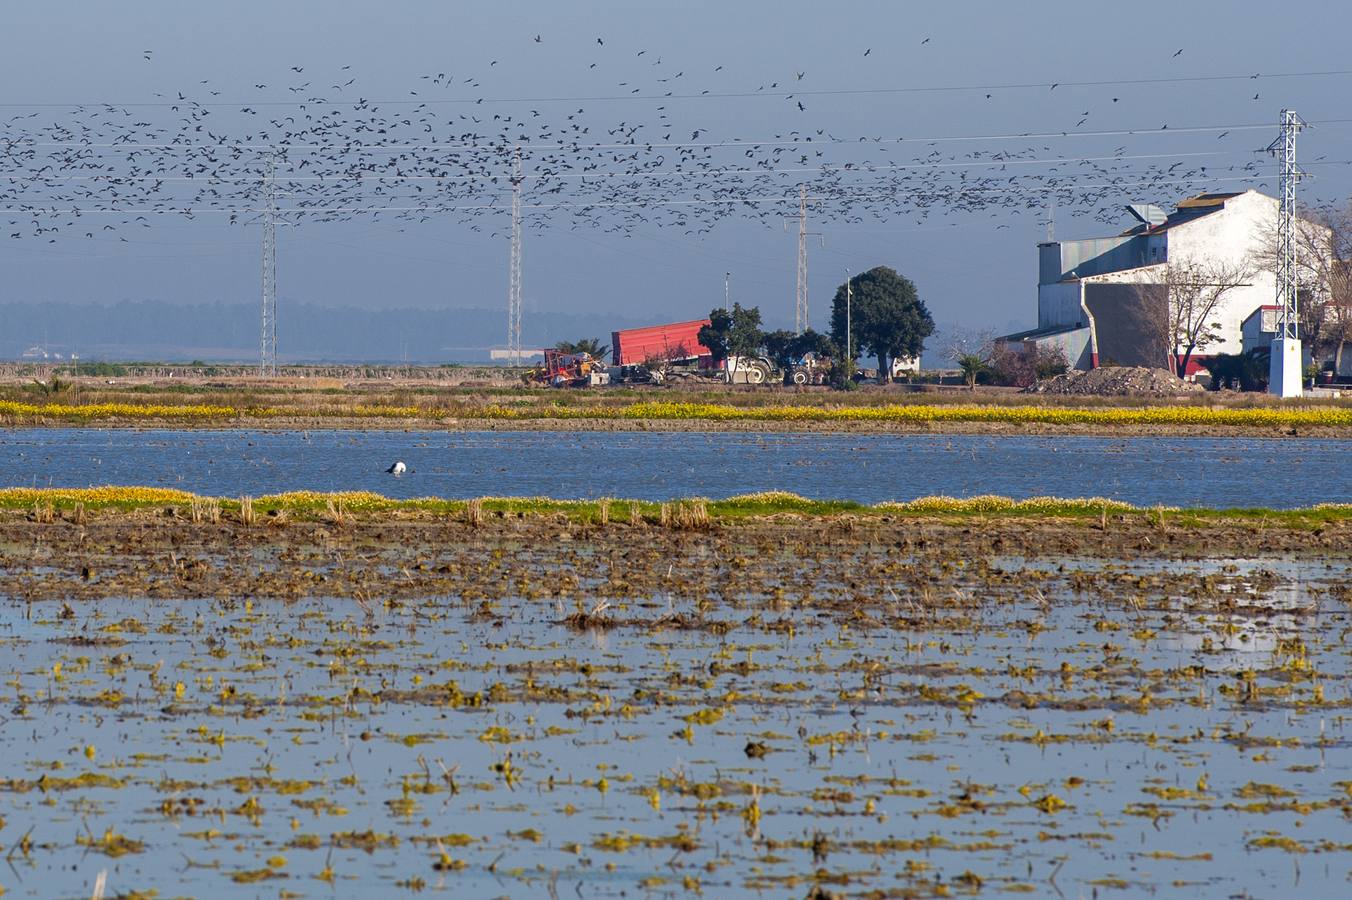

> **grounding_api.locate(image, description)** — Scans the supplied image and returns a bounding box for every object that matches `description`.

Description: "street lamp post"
[845,269,852,365]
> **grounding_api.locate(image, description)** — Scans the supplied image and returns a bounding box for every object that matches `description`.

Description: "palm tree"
[956,353,988,391]
[555,337,609,362]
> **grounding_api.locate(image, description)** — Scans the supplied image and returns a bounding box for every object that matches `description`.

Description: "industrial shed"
[996,190,1327,377]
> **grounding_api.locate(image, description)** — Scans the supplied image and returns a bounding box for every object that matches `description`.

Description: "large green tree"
[698,304,763,376]
[764,328,838,373]
[829,266,934,382]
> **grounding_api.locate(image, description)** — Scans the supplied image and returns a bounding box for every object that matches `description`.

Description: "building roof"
[1118,191,1248,236]
[996,323,1090,343]
[1241,304,1281,327]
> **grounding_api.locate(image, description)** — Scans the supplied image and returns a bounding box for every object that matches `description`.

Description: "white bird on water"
[386,461,406,476]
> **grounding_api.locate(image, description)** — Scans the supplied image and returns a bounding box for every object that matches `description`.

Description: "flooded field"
[2,428,1350,508]
[1,516,1350,897]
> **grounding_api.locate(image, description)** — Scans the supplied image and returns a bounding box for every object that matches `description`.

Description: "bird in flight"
[921,37,930,44]
[796,71,805,80]
[863,48,872,56]
[1173,48,1183,57]
[534,34,542,42]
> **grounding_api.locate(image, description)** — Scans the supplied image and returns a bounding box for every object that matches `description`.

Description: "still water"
[0,428,1347,507]
[0,556,1346,898]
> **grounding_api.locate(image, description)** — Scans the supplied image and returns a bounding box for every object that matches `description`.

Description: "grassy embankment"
[4,487,1350,529]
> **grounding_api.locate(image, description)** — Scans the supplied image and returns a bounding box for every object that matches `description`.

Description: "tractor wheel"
[743,363,767,385]
[790,367,810,385]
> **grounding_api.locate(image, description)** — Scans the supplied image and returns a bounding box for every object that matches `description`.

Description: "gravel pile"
[1025,366,1205,397]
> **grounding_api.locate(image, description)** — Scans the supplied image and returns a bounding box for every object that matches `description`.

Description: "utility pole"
[1045,197,1056,243]
[259,153,278,377]
[845,268,853,365]
[507,147,524,367]
[784,186,822,334]
[1266,109,1308,397]
[724,272,731,307]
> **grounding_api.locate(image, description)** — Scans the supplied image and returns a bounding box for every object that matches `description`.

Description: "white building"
[998,190,1324,378]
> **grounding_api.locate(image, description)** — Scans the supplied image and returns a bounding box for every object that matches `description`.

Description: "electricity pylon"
[506,147,523,366]
[1266,109,1308,397]
[784,185,822,334]
[259,154,278,376]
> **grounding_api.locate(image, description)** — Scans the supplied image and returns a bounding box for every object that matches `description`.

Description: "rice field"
[0,510,1349,897]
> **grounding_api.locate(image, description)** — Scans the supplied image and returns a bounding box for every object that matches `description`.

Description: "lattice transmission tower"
[1264,109,1308,397]
[258,154,278,376]
[1267,109,1307,340]
[784,186,821,334]
[506,147,524,366]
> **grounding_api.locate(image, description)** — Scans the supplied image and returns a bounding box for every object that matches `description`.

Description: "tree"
[697,303,763,378]
[988,344,1068,388]
[947,329,993,391]
[956,354,988,390]
[1300,202,1352,373]
[761,329,798,378]
[1148,259,1252,378]
[554,337,609,362]
[1255,201,1350,367]
[764,328,839,384]
[829,267,934,383]
[1202,350,1268,392]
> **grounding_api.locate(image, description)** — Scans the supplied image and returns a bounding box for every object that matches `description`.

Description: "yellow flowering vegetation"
[0,487,199,506]
[0,401,235,420]
[255,491,421,511]
[877,495,1141,515]
[4,397,1351,428]
[336,400,1352,429]
[607,401,1352,429]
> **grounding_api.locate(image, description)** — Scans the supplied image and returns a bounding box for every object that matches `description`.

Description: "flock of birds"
[0,36,1313,247]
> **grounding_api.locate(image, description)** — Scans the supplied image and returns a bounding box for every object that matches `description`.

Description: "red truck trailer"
[611,319,712,366]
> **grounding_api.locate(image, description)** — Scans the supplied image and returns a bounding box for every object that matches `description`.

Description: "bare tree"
[1255,202,1349,366]
[1152,259,1253,378]
[1312,203,1352,373]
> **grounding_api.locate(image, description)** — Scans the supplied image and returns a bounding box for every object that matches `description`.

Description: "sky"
[1,0,1350,357]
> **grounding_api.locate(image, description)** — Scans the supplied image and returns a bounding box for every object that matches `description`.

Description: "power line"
[9,118,1350,155]
[1,67,1350,108]
[1,151,1239,184]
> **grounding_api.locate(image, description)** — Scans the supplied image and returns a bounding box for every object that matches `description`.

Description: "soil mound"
[1025,366,1204,397]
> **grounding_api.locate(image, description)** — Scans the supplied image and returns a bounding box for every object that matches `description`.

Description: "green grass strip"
[3,487,1350,528]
